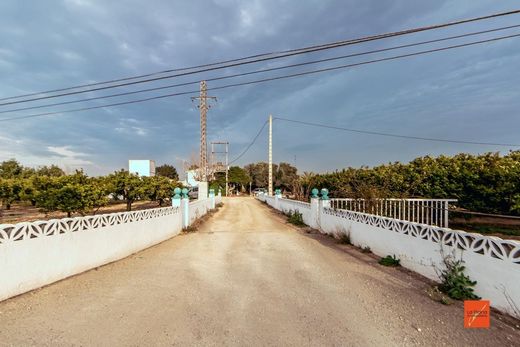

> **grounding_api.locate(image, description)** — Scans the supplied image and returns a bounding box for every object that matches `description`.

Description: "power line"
[1,32,519,123]
[0,89,198,122]
[1,9,519,106]
[3,24,518,115]
[229,121,268,164]
[229,111,520,167]
[274,117,520,147]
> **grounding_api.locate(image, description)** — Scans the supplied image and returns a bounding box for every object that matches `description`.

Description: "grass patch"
[379,255,401,267]
[450,223,520,237]
[286,210,306,226]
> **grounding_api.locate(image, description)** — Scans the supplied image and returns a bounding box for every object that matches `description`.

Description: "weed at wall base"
[379,255,401,267]
[183,225,197,233]
[286,210,306,226]
[438,253,480,300]
[332,227,352,245]
[336,232,351,245]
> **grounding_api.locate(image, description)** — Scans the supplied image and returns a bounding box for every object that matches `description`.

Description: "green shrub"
[379,255,401,267]
[286,210,306,226]
[299,151,520,216]
[438,255,480,300]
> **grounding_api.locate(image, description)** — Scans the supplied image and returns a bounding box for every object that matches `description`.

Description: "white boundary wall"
[189,198,212,224]
[258,195,520,318]
[277,198,313,226]
[0,199,216,302]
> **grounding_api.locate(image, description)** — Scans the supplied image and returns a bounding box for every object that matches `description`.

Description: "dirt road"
[0,197,518,346]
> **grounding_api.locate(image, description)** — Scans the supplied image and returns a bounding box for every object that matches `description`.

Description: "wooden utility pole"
[191,81,216,181]
[268,114,273,196]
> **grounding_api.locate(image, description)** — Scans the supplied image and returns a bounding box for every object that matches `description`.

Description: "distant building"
[128,160,156,177]
[181,169,200,187]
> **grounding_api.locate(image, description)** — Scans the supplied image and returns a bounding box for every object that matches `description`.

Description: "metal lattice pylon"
[191,81,216,181]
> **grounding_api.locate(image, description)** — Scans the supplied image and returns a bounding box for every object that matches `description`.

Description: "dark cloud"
[0,0,519,175]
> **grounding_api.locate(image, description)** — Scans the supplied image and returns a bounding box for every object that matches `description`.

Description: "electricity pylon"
[191,81,216,181]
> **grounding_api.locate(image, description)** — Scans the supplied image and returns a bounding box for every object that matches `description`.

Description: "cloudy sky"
[0,0,519,176]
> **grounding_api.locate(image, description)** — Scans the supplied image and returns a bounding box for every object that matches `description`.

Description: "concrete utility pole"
[268,114,273,196]
[191,81,216,181]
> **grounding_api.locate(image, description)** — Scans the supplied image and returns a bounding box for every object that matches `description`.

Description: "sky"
[0,0,519,176]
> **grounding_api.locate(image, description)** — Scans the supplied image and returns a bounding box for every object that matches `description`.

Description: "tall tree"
[209,172,226,192]
[105,170,144,211]
[244,162,271,189]
[228,166,250,193]
[142,176,176,206]
[155,164,179,180]
[0,178,23,210]
[35,171,107,217]
[274,162,298,192]
[244,162,298,193]
[0,159,23,179]
[36,165,65,177]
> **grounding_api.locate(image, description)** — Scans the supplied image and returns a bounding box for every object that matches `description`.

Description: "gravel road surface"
[0,197,518,346]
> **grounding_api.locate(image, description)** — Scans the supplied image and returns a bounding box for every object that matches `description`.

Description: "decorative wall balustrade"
[323,207,520,264]
[330,198,456,227]
[0,206,178,245]
[1,204,185,302]
[1,194,223,302]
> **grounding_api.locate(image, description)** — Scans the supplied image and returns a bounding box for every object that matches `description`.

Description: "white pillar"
[181,197,190,228]
[172,187,181,208]
[317,198,330,232]
[444,201,449,228]
[209,189,215,209]
[274,189,281,210]
[310,197,319,229]
[198,181,208,200]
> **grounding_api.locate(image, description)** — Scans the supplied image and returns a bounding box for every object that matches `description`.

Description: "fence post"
[320,188,330,208]
[209,188,215,209]
[317,188,330,232]
[444,201,449,228]
[310,188,320,229]
[274,189,282,210]
[172,187,181,208]
[181,188,190,228]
